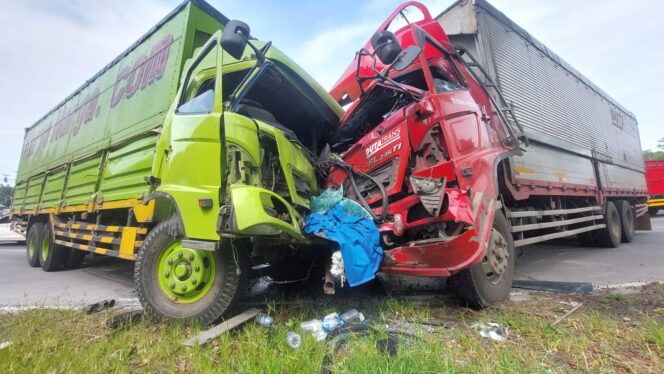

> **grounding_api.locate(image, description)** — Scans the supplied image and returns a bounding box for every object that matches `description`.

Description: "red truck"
[325,1,650,307]
[646,160,664,215]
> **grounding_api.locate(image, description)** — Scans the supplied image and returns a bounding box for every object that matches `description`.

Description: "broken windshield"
[230,62,339,154]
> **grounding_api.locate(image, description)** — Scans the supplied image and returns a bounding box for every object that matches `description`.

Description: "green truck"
[10,0,342,324]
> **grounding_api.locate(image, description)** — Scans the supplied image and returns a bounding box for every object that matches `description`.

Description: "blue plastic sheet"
[304,204,382,287]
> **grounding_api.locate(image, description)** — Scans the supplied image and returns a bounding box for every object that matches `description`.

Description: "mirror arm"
[245,40,269,64]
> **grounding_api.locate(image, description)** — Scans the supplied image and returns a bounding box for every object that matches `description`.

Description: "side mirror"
[391,45,422,71]
[221,20,251,60]
[371,30,402,65]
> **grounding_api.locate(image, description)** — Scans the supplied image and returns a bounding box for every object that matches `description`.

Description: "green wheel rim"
[28,235,36,257]
[156,240,216,303]
[41,234,50,261]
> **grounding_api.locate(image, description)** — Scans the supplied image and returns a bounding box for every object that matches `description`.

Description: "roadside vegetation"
[1,285,662,373]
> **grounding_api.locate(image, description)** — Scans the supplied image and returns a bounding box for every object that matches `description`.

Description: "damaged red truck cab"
[328,2,514,287]
[325,1,649,307]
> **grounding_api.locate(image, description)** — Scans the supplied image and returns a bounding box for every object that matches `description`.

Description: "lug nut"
[178,252,183,258]
[165,271,170,278]
[169,283,175,289]
[192,279,197,285]
[189,254,194,261]
[167,259,173,265]
[194,265,200,272]
[181,285,187,291]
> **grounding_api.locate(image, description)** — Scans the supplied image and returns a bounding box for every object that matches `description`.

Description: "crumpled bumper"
[379,189,496,277]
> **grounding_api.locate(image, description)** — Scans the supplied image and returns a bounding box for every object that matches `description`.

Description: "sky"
[0,0,662,183]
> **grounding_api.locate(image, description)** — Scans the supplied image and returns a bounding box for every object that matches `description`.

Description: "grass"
[1,286,663,373]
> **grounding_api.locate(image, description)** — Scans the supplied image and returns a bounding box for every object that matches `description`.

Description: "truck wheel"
[26,223,43,267]
[595,201,621,248]
[616,200,635,243]
[135,218,242,326]
[649,207,659,216]
[39,224,67,271]
[449,211,514,308]
[64,249,86,269]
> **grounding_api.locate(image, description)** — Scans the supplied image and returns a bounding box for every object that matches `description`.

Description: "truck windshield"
[231,63,338,154]
[331,84,414,152]
[331,66,460,152]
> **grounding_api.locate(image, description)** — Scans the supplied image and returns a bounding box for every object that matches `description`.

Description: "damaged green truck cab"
[154,32,342,244]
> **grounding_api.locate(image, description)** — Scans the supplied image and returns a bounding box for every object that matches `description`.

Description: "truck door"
[155,32,225,241]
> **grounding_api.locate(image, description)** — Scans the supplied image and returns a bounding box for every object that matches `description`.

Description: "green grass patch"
[0,291,662,373]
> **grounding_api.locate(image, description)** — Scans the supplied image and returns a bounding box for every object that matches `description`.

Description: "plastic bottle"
[255,312,274,328]
[299,309,364,341]
[286,331,301,348]
[339,309,364,323]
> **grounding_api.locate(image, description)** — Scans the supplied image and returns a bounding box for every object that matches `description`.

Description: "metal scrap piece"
[182,308,260,347]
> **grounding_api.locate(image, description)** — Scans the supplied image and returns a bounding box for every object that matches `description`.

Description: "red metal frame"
[646,160,664,197]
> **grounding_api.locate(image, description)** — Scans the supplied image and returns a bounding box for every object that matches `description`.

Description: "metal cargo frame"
[436,0,647,195]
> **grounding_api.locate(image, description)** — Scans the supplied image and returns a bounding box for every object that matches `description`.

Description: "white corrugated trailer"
[437,0,646,195]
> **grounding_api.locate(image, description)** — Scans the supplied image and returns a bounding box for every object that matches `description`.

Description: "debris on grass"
[84,299,116,314]
[182,308,260,347]
[300,308,365,341]
[550,302,583,327]
[0,341,11,350]
[106,309,143,329]
[471,322,508,343]
[286,331,301,349]
[255,311,274,328]
[512,280,593,294]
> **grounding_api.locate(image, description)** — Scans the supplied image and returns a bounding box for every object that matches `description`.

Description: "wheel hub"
[42,234,50,260]
[28,236,35,257]
[157,241,216,303]
[482,227,509,285]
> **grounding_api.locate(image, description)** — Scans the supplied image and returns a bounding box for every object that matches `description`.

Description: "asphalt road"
[1,215,663,308]
[515,214,664,286]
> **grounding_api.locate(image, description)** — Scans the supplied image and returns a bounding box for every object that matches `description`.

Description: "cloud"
[0,0,172,179]
[294,23,376,89]
[292,0,455,90]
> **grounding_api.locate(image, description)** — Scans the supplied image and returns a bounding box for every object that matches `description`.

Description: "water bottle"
[300,312,338,332]
[339,309,364,323]
[320,316,343,332]
[286,331,301,349]
[255,312,274,328]
[300,310,363,341]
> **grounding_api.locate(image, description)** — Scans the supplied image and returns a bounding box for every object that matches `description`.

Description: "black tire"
[616,200,635,243]
[39,224,68,271]
[135,218,244,326]
[26,223,43,267]
[449,211,515,308]
[649,207,659,216]
[64,248,86,269]
[595,201,621,248]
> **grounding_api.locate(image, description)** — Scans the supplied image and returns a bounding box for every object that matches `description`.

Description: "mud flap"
[636,212,652,231]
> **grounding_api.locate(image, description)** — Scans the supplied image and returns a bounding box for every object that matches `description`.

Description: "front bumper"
[378,189,496,277]
[221,184,304,240]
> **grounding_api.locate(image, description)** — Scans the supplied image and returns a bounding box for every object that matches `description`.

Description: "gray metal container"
[437,0,646,191]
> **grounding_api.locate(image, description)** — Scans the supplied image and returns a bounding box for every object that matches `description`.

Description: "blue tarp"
[304,204,382,287]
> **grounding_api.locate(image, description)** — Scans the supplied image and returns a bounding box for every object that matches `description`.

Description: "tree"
[0,184,14,207]
[658,138,664,151]
[644,149,664,161]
